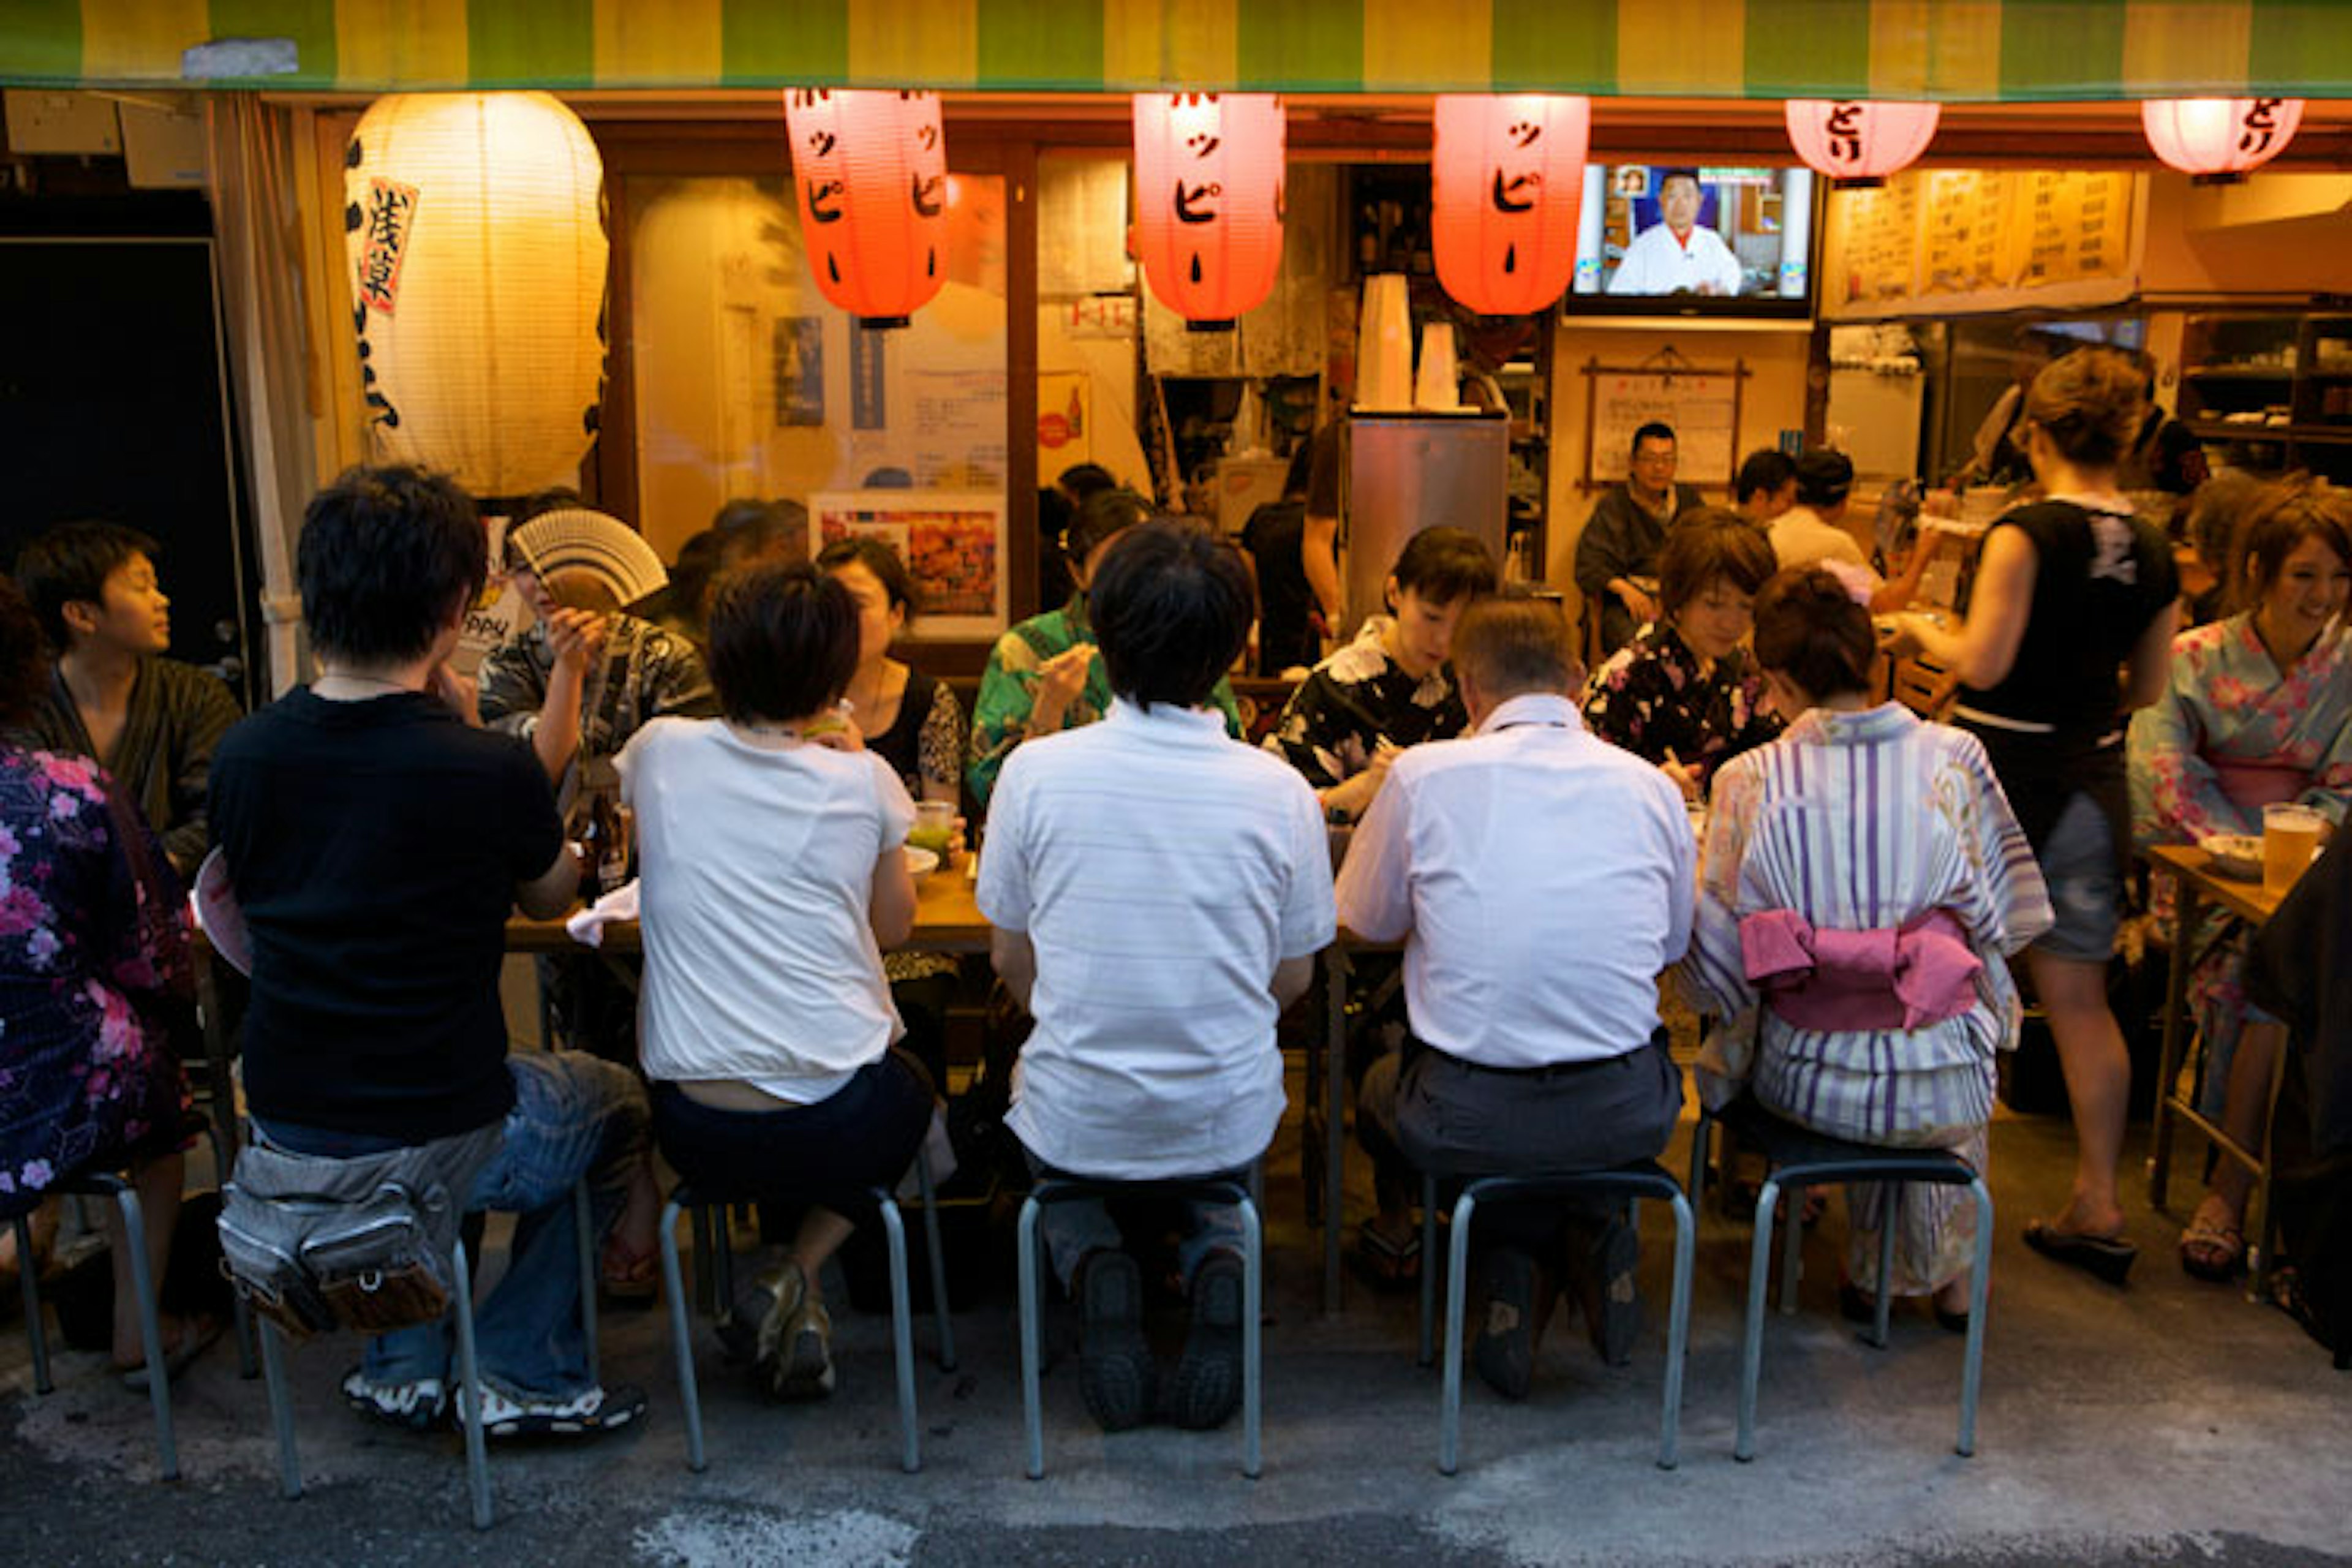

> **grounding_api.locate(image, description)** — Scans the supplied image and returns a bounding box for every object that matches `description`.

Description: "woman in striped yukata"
[1684,568,2054,1322]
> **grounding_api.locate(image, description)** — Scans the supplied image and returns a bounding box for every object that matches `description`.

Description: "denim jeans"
[1021,1151,1251,1291]
[254,1052,649,1400]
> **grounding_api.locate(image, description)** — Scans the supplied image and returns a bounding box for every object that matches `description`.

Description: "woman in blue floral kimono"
[2129,480,2352,1279]
[0,575,198,1376]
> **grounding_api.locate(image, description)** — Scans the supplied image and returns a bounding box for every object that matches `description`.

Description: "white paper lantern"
[344,92,609,499]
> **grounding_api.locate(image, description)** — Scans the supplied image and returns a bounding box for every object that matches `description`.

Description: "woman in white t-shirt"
[621,560,930,1402]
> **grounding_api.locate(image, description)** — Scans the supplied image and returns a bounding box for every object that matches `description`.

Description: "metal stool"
[1016,1173,1263,1480]
[252,1176,601,1531]
[1690,1097,1992,1461]
[658,1150,955,1476]
[13,1109,255,1482]
[1417,1165,1695,1474]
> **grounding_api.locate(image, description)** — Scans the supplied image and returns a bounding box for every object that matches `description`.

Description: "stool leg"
[1658,1189,1695,1471]
[658,1197,705,1474]
[1438,1189,1479,1476]
[1778,1183,1804,1314]
[196,1119,259,1381]
[574,1180,599,1380]
[15,1214,51,1395]
[257,1317,300,1499]
[112,1188,179,1481]
[1239,1195,1263,1481]
[877,1197,921,1474]
[1870,1186,1898,1349]
[1017,1196,1047,1480]
[1736,1177,1782,1461]
[1417,1173,1438,1368]
[1957,1178,1994,1458]
[1688,1112,1713,1212]
[914,1152,957,1373]
[451,1245,491,1531]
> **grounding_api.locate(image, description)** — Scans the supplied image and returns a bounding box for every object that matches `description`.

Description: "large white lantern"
[343,91,609,499]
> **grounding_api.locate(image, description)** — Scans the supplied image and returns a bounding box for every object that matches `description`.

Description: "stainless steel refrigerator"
[1341,410,1509,638]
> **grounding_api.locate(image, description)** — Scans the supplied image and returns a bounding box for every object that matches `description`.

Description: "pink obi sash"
[1740,907,1982,1032]
[2207,756,2309,816]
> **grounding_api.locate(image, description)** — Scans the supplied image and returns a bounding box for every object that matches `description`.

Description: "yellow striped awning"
[2,1,2347,99]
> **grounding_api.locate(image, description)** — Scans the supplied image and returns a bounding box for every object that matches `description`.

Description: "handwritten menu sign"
[1825,170,2140,318]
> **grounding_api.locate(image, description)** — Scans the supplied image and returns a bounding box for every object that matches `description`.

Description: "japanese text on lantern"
[1825,104,1864,166]
[2239,99,2285,156]
[358,179,419,314]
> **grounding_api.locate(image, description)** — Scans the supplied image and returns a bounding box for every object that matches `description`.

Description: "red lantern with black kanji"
[2141,97,2304,184]
[1784,99,1940,189]
[1431,94,1589,317]
[783,88,948,329]
[1132,92,1286,331]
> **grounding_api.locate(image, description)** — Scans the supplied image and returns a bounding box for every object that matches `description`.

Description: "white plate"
[905,845,940,883]
[2199,834,2263,882]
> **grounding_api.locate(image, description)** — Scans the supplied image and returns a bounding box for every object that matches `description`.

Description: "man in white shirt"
[980,518,1335,1436]
[1335,594,1691,1400]
[1606,168,1746,298]
[1771,448,1930,611]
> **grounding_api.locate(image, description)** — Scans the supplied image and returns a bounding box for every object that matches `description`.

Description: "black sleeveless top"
[867,668,940,795]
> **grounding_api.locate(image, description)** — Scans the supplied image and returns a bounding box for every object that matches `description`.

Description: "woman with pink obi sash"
[2128,480,2352,1280]
[1685,569,2054,1323]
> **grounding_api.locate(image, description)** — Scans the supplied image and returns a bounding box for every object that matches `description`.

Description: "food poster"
[811,491,1008,639]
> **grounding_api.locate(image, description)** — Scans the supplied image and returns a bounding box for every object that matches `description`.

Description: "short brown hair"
[2024,346,2147,469]
[1753,567,1875,701]
[1450,592,1577,701]
[816,535,921,622]
[0,575,47,728]
[2236,478,2352,606]
[1659,509,1776,617]
[706,561,858,725]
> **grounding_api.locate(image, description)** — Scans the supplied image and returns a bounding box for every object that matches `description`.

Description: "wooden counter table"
[2144,842,2293,1301]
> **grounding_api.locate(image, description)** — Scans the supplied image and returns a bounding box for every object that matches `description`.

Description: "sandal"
[599,1233,660,1308]
[2178,1200,2247,1283]
[2023,1218,2137,1285]
[1351,1219,1422,1288]
[116,1315,224,1393]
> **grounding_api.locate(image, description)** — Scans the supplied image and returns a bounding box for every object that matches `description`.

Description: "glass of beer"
[908,800,956,865]
[2262,803,2324,894]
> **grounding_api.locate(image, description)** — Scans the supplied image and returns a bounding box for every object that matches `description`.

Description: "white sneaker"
[464,1380,648,1439]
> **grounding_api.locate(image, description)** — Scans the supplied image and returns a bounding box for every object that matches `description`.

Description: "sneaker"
[1075,1249,1154,1433]
[467,1380,648,1439]
[1470,1245,1554,1401]
[1567,1210,1641,1367]
[1166,1250,1246,1431]
[341,1368,446,1432]
[755,1262,835,1402]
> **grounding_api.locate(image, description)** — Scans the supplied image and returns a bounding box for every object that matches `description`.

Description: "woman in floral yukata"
[0,573,203,1382]
[2129,478,2352,1281]
[1583,509,1784,800]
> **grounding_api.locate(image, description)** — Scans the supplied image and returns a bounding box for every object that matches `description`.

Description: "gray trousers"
[1360,1031,1684,1253]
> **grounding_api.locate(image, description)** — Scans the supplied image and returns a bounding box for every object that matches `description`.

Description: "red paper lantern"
[1784,99,1940,188]
[783,88,948,329]
[1430,94,1589,317]
[2141,97,2304,183]
[1132,93,1286,331]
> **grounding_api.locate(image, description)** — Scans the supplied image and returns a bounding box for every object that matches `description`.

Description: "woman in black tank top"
[1888,347,2179,1283]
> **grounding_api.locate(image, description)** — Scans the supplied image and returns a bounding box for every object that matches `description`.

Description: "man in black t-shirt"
[211,467,653,1439]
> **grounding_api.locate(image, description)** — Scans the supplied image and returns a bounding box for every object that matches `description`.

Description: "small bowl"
[2199,834,2263,882]
[904,845,941,883]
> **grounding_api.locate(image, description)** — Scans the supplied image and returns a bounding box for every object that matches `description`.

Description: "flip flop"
[2023,1219,2137,1285]
[1351,1219,1422,1288]
[598,1232,660,1308]
[116,1316,224,1393]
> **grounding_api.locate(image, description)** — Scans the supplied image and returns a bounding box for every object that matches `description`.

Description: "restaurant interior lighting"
[1431,94,1589,317]
[783,88,949,329]
[342,91,608,500]
[1132,92,1287,332]
[2140,97,2305,184]
[1783,99,1941,189]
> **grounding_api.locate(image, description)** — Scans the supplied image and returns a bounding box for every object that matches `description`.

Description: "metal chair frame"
[1415,1166,1695,1474]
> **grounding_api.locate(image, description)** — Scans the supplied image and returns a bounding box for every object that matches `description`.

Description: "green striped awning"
[4,0,2349,99]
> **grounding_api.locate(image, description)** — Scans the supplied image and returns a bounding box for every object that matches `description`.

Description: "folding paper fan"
[509,508,669,604]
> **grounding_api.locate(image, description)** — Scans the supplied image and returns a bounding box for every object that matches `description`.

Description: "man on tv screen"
[1607,168,1744,298]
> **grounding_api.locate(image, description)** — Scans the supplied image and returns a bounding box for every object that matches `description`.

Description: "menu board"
[1584,365,1743,491]
[1824,170,2142,319]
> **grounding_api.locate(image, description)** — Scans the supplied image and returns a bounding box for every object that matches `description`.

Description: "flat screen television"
[1568,164,1817,319]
